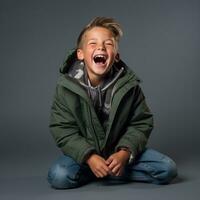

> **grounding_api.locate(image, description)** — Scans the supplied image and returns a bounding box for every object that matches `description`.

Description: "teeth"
[94,54,106,59]
[93,54,107,64]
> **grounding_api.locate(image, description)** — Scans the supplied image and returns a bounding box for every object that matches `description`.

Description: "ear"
[77,49,84,60]
[115,53,120,62]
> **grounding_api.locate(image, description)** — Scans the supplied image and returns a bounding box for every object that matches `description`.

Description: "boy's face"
[77,27,119,82]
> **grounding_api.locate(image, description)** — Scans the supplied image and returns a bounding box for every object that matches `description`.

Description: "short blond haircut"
[77,17,123,48]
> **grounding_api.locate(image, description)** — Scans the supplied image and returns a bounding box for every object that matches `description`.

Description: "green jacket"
[49,51,153,164]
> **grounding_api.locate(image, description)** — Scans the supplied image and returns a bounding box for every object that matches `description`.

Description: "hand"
[106,150,130,176]
[86,154,111,178]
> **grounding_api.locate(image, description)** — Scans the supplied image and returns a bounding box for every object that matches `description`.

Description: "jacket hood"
[59,49,141,83]
[60,49,78,74]
[58,49,142,130]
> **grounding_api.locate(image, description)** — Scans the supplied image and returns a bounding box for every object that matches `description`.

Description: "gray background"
[0,0,200,199]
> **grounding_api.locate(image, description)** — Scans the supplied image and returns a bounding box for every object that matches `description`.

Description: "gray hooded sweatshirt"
[67,58,124,130]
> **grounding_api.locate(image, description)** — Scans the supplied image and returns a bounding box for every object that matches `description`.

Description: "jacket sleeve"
[49,85,96,164]
[115,85,154,160]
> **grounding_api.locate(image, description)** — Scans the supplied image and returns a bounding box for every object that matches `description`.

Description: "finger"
[95,170,104,178]
[112,164,120,175]
[105,157,113,165]
[116,169,122,176]
[92,169,100,178]
[93,167,104,178]
[101,164,110,175]
[96,164,109,177]
[90,169,98,177]
[108,160,118,170]
[99,167,108,177]
[94,171,100,178]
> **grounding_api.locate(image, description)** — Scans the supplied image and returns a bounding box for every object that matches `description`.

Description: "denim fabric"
[47,148,177,189]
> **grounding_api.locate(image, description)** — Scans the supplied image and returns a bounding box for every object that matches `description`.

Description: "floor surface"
[0,157,199,200]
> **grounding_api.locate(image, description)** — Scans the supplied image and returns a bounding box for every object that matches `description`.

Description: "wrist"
[118,149,130,161]
[117,147,134,164]
[84,150,97,164]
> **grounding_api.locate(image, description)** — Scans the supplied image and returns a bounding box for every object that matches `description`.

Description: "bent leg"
[47,155,95,189]
[124,148,178,184]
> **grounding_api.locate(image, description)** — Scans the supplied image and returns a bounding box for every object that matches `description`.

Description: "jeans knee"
[155,158,178,184]
[47,163,80,189]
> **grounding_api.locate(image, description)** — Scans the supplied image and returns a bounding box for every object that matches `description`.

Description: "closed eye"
[88,41,97,45]
[105,42,114,46]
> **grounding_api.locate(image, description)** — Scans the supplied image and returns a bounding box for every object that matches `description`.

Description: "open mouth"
[93,54,107,64]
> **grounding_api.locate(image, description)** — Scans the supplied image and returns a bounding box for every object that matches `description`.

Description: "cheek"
[85,48,94,56]
[108,46,117,55]
[109,51,117,60]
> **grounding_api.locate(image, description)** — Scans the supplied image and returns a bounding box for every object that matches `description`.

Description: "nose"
[97,43,106,51]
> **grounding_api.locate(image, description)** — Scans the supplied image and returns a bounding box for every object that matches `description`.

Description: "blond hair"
[77,17,123,48]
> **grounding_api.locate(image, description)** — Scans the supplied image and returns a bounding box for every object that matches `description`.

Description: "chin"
[94,64,111,73]
[94,68,110,76]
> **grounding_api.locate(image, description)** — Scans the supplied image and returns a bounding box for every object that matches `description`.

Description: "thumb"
[106,156,113,165]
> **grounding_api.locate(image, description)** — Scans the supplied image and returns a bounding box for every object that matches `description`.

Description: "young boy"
[47,17,177,189]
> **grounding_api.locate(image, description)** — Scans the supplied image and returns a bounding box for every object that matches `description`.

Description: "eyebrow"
[88,38,114,42]
[88,38,97,41]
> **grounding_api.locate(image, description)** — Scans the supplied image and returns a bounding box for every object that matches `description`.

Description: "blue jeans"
[47,148,177,189]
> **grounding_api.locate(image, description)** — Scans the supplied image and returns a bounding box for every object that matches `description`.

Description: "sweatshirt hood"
[60,49,141,83]
[59,49,141,129]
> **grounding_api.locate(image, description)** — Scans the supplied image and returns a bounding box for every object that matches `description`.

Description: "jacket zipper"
[87,105,101,153]
[103,81,139,149]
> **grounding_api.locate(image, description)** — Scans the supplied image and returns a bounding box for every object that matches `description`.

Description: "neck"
[88,74,103,87]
